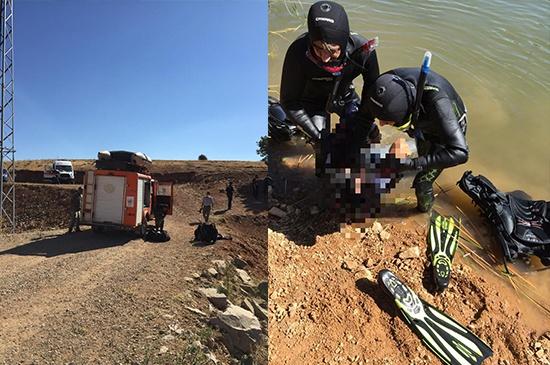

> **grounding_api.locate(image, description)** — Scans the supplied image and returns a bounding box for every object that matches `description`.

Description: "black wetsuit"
[386,68,468,211]
[280,32,381,153]
[387,68,468,170]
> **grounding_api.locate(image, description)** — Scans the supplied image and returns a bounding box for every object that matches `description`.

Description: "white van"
[44,160,75,183]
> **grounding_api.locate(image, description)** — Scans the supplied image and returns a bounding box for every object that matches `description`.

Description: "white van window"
[56,165,73,172]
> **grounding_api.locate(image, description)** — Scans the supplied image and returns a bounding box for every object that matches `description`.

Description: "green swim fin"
[378,269,493,365]
[428,212,460,291]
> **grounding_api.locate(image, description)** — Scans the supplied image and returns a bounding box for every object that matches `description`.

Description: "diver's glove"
[287,109,321,141]
[399,157,426,171]
[367,123,381,144]
[344,113,381,144]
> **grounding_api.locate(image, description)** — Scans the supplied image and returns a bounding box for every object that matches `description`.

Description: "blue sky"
[15,0,267,161]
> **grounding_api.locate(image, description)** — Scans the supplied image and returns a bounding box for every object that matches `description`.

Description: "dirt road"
[0,162,267,364]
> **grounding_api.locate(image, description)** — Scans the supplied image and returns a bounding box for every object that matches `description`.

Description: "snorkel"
[393,51,431,134]
[406,51,432,130]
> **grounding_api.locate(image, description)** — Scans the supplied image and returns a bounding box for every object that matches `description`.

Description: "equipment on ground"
[96,150,152,173]
[428,212,460,291]
[194,222,222,244]
[458,171,550,266]
[378,269,493,365]
[146,229,171,242]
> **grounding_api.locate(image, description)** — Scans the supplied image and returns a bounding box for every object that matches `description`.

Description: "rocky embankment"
[185,256,268,364]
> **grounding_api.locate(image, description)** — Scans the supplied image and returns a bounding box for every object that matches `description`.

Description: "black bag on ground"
[194,223,220,244]
[146,229,171,242]
[458,171,550,265]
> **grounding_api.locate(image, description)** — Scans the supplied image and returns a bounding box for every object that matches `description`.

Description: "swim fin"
[428,213,460,291]
[378,269,493,365]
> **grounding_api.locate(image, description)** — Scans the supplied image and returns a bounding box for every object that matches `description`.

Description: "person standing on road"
[154,202,167,232]
[68,187,83,233]
[225,181,235,210]
[199,192,215,222]
[252,175,259,200]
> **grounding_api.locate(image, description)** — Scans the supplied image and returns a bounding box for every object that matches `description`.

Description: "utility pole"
[0,0,15,232]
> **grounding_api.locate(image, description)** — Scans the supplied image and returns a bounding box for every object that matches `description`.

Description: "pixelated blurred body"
[326,143,404,222]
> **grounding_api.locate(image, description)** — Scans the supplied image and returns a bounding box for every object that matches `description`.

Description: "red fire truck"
[81,151,173,236]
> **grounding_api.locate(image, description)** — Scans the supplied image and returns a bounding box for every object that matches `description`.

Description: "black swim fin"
[378,269,493,365]
[428,212,460,291]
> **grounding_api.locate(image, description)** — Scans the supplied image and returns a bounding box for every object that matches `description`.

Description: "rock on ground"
[210,304,262,355]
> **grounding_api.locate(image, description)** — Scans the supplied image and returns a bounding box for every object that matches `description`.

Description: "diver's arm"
[357,49,381,143]
[287,110,321,140]
[359,48,380,111]
[411,98,469,170]
[280,42,321,140]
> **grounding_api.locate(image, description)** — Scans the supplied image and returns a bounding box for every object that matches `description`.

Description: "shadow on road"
[0,230,135,258]
[237,183,267,215]
[191,240,217,247]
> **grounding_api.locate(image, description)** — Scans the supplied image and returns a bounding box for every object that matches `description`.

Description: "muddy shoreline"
[267,146,550,364]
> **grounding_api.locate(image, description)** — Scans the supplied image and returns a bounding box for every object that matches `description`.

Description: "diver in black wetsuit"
[280,1,381,175]
[365,68,469,212]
